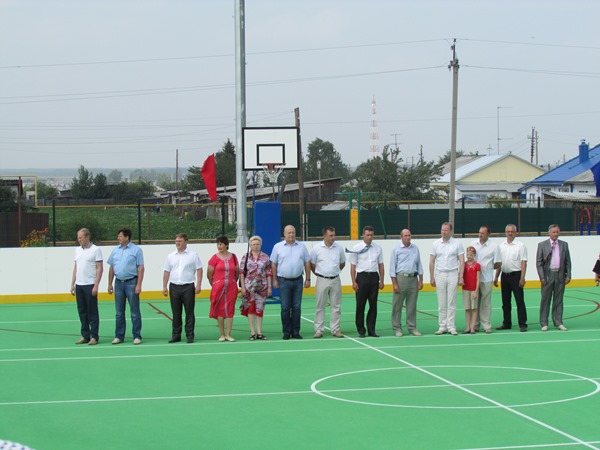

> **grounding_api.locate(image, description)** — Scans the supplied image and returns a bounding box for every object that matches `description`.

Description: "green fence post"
[303,196,308,240]
[137,199,142,244]
[537,196,541,236]
[52,200,56,246]
[461,197,466,237]
[221,196,226,236]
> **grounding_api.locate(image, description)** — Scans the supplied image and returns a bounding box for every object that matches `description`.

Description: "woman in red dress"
[240,235,272,340]
[207,236,239,342]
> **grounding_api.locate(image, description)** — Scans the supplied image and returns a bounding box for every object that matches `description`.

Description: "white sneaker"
[111,338,123,345]
[395,331,403,337]
[541,325,548,332]
[434,329,446,335]
[557,324,568,331]
[133,338,142,345]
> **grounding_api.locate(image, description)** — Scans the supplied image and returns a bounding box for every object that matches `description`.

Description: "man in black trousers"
[348,226,384,338]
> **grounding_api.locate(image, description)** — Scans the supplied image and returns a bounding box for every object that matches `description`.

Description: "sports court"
[1,287,600,450]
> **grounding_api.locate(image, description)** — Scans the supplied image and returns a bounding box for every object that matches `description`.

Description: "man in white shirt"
[162,233,203,343]
[471,225,501,334]
[70,228,103,345]
[494,224,528,332]
[430,222,464,335]
[349,225,384,338]
[311,226,346,338]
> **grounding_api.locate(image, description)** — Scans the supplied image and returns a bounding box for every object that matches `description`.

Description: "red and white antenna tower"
[369,95,380,160]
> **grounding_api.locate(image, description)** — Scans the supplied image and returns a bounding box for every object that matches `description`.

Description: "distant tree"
[215,139,237,187]
[156,173,178,191]
[26,182,58,200]
[354,146,442,200]
[437,149,480,166]
[92,173,110,199]
[182,165,205,192]
[70,166,95,199]
[303,138,352,183]
[109,179,155,202]
[107,169,123,184]
[182,139,237,192]
[130,168,157,182]
[0,184,16,211]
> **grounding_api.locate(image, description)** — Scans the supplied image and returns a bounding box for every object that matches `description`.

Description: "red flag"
[200,154,217,201]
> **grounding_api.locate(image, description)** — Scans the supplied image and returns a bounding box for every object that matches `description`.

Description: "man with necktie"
[348,225,384,338]
[536,224,571,331]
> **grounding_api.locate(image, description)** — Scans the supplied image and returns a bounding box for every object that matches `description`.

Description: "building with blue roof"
[519,140,600,203]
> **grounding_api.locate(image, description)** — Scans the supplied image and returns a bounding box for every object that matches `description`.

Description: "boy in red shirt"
[462,246,481,334]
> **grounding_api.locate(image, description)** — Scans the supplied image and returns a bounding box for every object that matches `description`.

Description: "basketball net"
[262,163,285,184]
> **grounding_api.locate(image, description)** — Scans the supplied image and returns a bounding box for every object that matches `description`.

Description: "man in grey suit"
[536,224,571,331]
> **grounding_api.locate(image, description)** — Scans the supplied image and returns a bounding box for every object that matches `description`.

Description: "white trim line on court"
[301,316,600,450]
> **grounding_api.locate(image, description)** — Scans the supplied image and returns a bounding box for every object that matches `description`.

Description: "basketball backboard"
[242,127,299,171]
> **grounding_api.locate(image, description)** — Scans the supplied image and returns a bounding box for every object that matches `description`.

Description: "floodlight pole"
[234,0,248,242]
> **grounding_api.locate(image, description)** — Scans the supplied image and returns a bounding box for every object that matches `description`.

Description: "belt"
[397,273,417,277]
[549,268,560,272]
[117,276,138,282]
[279,275,303,282]
[502,271,521,275]
[315,273,339,280]
[358,271,379,275]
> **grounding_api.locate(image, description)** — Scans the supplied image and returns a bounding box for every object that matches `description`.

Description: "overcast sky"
[1,0,599,172]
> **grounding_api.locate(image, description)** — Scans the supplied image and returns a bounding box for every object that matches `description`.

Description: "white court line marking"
[2,335,600,359]
[2,375,600,409]
[302,316,600,450]
[0,389,313,407]
[460,440,600,450]
[311,365,600,408]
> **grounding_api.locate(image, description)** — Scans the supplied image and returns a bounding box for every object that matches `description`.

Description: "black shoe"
[186,338,194,343]
[496,324,511,330]
[520,326,528,332]
[292,334,303,339]
[283,334,291,340]
[358,333,366,338]
[168,337,181,343]
[368,333,380,338]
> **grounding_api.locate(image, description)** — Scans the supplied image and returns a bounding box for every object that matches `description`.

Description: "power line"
[0,39,448,70]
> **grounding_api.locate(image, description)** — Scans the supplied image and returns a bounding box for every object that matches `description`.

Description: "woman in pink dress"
[207,236,239,342]
[240,235,272,340]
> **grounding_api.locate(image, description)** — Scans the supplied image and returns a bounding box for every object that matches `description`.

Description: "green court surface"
[1,288,600,450]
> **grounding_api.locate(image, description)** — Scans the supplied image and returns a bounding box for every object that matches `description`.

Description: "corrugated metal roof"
[523,142,600,186]
[439,154,529,183]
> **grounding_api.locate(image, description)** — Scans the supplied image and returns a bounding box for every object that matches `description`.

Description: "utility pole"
[527,128,539,165]
[295,107,305,239]
[529,128,535,164]
[390,133,401,151]
[448,39,459,226]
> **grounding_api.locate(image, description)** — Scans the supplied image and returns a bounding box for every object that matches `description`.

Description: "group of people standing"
[70,221,573,345]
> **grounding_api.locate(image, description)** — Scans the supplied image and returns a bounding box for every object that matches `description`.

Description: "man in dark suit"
[536,224,571,331]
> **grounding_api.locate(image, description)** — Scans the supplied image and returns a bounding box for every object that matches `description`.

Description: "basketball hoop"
[261,163,285,184]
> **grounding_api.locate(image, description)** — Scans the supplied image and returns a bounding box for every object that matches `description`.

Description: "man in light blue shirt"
[271,225,311,340]
[389,229,424,337]
[107,228,145,345]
